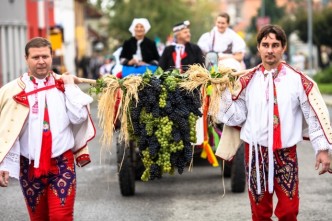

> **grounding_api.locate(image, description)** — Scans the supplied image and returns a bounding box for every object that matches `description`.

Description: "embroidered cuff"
[76,154,91,167]
[311,135,332,155]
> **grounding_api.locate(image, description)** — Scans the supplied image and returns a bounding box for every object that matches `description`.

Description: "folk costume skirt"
[245,143,299,221]
[19,150,76,221]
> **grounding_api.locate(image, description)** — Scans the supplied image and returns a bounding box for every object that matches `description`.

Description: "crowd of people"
[0,13,331,221]
[76,13,249,79]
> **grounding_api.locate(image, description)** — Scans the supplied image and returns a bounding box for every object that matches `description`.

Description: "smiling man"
[0,37,95,221]
[159,20,204,72]
[216,25,332,220]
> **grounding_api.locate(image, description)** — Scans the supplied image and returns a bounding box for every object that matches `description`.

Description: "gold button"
[7,130,10,132]
[11,119,14,122]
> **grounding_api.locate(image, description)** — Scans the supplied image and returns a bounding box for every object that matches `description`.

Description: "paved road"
[1,100,332,221]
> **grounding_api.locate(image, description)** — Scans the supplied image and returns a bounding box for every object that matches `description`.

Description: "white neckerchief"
[136,39,143,61]
[175,44,184,69]
[247,69,276,194]
[23,73,59,168]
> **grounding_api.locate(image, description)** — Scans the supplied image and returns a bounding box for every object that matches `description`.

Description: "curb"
[322,95,332,107]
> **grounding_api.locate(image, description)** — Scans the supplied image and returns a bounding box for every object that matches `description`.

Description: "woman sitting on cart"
[120,18,160,68]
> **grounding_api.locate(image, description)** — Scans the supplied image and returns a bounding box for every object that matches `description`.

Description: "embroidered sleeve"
[216,87,247,126]
[300,95,332,155]
[0,139,20,179]
[64,84,93,124]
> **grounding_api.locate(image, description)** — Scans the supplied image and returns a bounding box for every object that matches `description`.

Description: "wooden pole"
[76,77,97,84]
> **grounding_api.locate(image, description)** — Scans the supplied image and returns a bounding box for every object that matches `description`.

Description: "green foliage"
[93,0,218,48]
[108,0,190,45]
[88,78,107,95]
[248,0,285,33]
[317,83,332,95]
[313,65,332,84]
[284,8,332,48]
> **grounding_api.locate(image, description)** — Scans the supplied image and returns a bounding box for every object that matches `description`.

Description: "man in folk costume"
[0,37,96,221]
[215,25,332,220]
[159,20,204,72]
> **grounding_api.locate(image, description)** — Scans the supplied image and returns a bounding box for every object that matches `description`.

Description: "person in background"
[99,54,115,77]
[197,12,246,68]
[216,24,331,221]
[120,18,160,67]
[0,37,95,221]
[159,20,204,72]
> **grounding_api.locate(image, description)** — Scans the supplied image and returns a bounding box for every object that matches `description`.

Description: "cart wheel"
[117,140,135,196]
[220,160,232,178]
[231,143,246,193]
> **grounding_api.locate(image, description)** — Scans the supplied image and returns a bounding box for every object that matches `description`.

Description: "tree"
[248,0,285,33]
[106,0,190,47]
[291,8,332,68]
[90,0,219,49]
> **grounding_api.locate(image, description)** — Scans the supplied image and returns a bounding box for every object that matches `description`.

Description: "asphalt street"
[1,97,332,221]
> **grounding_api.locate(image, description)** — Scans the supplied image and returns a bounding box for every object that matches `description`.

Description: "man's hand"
[0,170,9,187]
[315,150,331,175]
[61,72,78,84]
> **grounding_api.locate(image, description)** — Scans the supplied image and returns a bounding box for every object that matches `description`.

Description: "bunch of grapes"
[128,73,202,181]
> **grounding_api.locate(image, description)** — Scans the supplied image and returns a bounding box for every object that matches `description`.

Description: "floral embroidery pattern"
[246,146,269,204]
[246,146,298,203]
[274,147,298,199]
[19,152,76,211]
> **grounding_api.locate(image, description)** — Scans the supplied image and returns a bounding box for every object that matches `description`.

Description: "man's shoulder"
[186,42,202,51]
[163,45,175,51]
[283,62,314,81]
[1,77,21,89]
[0,77,22,95]
[282,62,315,94]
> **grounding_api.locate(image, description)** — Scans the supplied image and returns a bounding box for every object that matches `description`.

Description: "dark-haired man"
[216,25,331,220]
[0,37,95,221]
[159,20,204,72]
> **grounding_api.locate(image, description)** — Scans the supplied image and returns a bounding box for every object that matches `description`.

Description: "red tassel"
[34,103,52,178]
[273,79,282,151]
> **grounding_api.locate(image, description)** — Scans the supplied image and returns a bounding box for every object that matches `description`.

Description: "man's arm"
[61,74,93,124]
[216,86,247,126]
[0,139,21,187]
[299,90,331,175]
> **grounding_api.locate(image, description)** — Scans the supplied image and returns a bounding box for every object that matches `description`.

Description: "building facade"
[0,0,27,86]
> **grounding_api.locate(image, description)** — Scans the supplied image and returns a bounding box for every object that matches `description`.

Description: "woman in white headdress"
[120,18,160,67]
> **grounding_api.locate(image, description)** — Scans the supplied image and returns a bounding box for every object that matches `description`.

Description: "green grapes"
[189,113,198,143]
[164,75,178,91]
[159,86,167,108]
